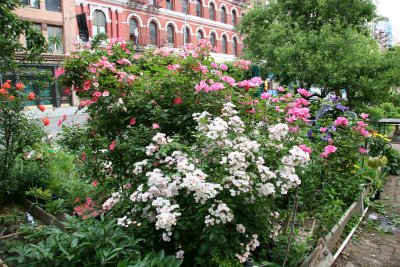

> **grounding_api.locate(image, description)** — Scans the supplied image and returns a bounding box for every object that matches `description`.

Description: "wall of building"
[14,0,77,54]
[74,0,246,60]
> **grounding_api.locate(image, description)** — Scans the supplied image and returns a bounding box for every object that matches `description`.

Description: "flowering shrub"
[104,102,310,265]
[0,80,45,207]
[57,39,376,265]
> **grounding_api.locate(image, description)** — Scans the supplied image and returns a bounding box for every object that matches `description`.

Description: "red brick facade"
[75,0,247,60]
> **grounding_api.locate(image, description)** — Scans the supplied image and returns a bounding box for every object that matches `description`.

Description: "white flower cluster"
[152,197,181,241]
[235,234,260,263]
[133,159,148,174]
[145,132,172,156]
[102,192,121,211]
[268,123,289,141]
[204,201,234,226]
[278,146,311,194]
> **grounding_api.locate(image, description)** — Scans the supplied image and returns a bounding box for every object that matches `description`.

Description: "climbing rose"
[42,118,50,126]
[38,105,46,112]
[28,92,35,100]
[15,82,25,90]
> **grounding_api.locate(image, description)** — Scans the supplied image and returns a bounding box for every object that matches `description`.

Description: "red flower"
[130,118,136,125]
[2,82,11,89]
[9,95,15,101]
[27,92,35,100]
[91,180,98,187]
[38,105,46,112]
[173,97,183,105]
[42,117,50,126]
[0,89,7,95]
[15,82,25,90]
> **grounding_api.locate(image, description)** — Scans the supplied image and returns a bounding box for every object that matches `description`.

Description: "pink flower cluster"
[195,80,224,93]
[334,117,349,127]
[55,67,65,78]
[221,75,235,86]
[237,77,263,91]
[117,58,132,65]
[286,107,311,123]
[320,145,337,158]
[354,121,369,137]
[297,88,312,97]
[167,64,181,71]
[233,59,251,70]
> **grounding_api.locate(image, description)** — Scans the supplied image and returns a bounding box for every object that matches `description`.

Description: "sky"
[376,0,400,42]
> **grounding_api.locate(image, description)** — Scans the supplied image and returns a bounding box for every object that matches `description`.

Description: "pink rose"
[261,92,271,100]
[358,147,367,154]
[152,123,160,129]
[299,145,312,154]
[360,113,369,119]
[320,127,327,133]
[109,140,116,151]
[334,117,349,126]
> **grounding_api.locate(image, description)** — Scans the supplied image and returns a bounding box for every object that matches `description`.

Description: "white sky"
[376,0,400,41]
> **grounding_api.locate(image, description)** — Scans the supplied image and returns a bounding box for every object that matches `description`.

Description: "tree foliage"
[239,0,399,105]
[0,0,47,72]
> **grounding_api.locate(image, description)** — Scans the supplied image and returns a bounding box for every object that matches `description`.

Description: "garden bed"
[301,185,370,267]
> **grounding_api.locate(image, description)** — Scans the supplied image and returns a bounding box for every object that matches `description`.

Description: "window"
[196,0,202,17]
[221,35,227,54]
[233,37,238,56]
[166,0,172,10]
[221,6,227,24]
[47,26,63,53]
[167,25,174,46]
[196,30,203,41]
[21,0,39,9]
[45,0,61,12]
[149,21,158,46]
[184,27,190,44]
[209,3,215,21]
[232,10,237,26]
[182,0,188,13]
[93,10,106,36]
[210,32,216,48]
[26,23,41,48]
[129,18,138,41]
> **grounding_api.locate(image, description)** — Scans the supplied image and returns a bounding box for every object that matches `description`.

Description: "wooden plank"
[19,198,66,229]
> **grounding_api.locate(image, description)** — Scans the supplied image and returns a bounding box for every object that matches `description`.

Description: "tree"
[0,0,47,72]
[239,0,397,105]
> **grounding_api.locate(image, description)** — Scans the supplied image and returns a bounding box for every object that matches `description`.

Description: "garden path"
[334,144,400,267]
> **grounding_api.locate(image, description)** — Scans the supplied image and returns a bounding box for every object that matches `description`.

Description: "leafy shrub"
[7,215,143,267]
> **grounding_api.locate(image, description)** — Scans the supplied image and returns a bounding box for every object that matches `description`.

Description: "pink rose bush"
[57,38,374,266]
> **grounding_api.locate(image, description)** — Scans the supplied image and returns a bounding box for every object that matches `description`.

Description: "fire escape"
[128,0,161,47]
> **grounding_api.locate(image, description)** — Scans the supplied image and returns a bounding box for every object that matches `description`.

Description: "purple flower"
[335,104,349,111]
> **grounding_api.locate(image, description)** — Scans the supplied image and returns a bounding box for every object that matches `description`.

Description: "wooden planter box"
[300,185,370,267]
[19,198,69,229]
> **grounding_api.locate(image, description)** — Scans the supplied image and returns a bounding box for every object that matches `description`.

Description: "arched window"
[232,10,237,26]
[184,27,190,44]
[93,10,106,36]
[196,0,202,17]
[221,35,227,54]
[182,0,188,13]
[233,37,238,56]
[167,25,174,46]
[129,18,138,42]
[149,21,158,46]
[166,0,172,10]
[209,3,215,21]
[196,30,204,41]
[221,6,227,24]
[210,32,216,48]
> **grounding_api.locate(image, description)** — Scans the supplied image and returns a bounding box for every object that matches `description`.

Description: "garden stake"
[282,187,299,267]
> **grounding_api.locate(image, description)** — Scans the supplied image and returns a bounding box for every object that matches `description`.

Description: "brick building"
[75,0,248,61]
